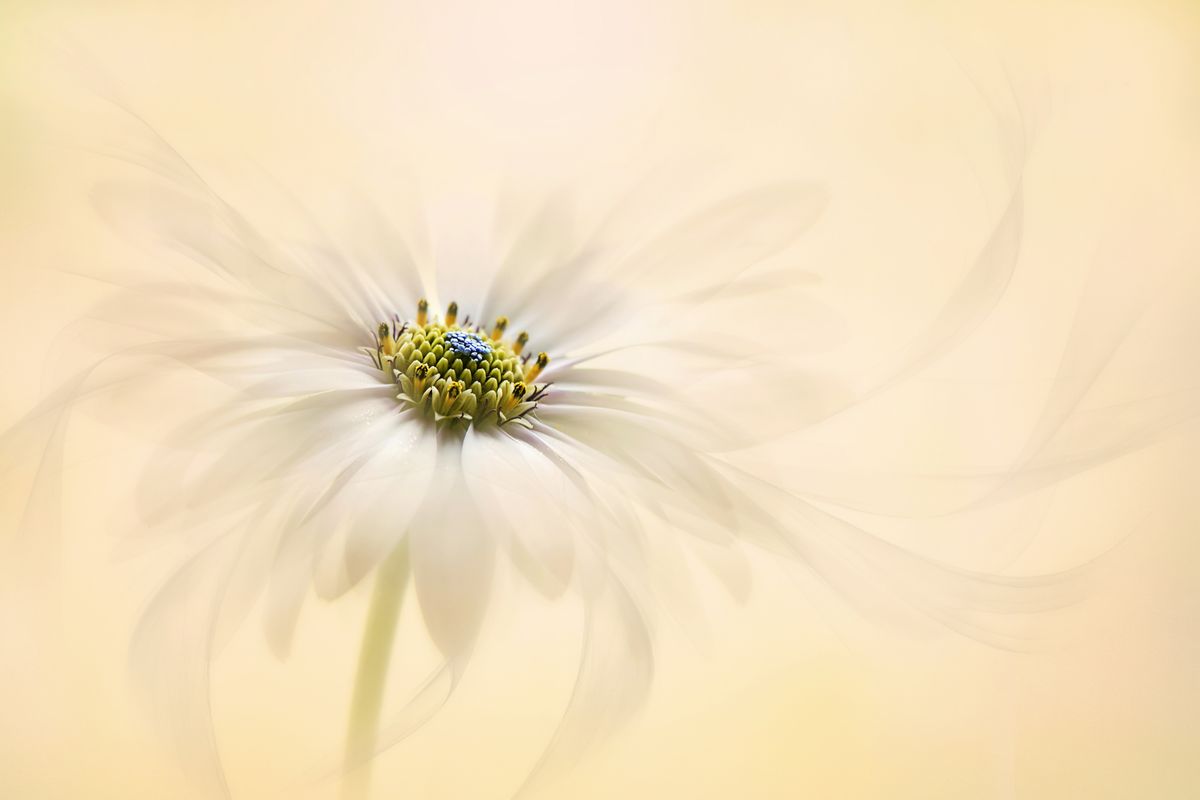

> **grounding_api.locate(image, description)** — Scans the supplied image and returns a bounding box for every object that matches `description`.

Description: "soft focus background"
[3,0,1200,798]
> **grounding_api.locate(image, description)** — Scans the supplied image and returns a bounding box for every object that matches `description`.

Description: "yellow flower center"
[367,300,549,428]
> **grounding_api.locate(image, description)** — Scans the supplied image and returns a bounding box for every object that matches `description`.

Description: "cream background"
[2,0,1200,798]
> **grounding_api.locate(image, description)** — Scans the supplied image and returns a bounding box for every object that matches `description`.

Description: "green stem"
[342,540,410,800]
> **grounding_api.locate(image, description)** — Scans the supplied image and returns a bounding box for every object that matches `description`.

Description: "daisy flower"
[5,107,1075,799]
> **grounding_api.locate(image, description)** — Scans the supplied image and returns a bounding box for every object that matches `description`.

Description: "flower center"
[367,300,549,428]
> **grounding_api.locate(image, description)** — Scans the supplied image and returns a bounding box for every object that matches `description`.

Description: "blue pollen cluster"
[444,330,493,362]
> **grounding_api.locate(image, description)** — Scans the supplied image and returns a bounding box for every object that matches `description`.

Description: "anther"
[441,380,465,414]
[490,316,508,341]
[500,381,528,415]
[513,331,529,355]
[445,301,458,326]
[413,362,432,394]
[417,298,429,326]
[377,322,397,356]
[525,352,549,383]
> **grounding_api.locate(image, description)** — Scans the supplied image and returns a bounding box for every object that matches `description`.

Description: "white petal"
[462,426,578,598]
[408,437,496,666]
[515,572,653,798]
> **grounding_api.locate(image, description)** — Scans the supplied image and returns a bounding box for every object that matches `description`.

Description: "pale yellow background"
[2,1,1200,798]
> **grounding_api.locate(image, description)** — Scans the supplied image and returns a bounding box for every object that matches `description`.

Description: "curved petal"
[408,435,496,670]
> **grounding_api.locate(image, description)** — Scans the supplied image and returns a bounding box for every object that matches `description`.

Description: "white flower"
[6,112,1073,799]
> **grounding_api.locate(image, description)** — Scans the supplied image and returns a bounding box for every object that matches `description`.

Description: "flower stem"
[342,540,410,800]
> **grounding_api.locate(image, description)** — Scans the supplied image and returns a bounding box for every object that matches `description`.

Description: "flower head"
[375,306,544,427]
[2,114,1073,799]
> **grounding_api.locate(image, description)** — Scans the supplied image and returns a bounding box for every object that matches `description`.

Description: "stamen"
[490,316,508,341]
[525,352,549,383]
[440,380,465,414]
[445,301,458,326]
[417,298,429,326]
[499,381,528,416]
[513,331,529,355]
[413,362,432,395]
[377,323,396,357]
